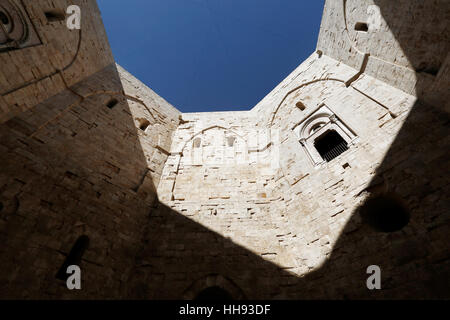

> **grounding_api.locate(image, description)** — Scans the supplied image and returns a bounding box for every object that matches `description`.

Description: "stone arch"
[193,137,202,148]
[297,110,334,140]
[266,80,347,180]
[268,78,346,127]
[178,125,247,155]
[29,90,158,137]
[1,1,81,97]
[182,274,246,300]
[178,126,249,167]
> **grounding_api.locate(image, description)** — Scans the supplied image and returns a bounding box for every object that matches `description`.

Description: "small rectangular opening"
[355,22,369,32]
[106,98,118,109]
[296,101,306,111]
[45,9,66,22]
[139,119,150,131]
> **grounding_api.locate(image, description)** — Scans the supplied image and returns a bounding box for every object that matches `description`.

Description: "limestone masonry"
[0,0,449,299]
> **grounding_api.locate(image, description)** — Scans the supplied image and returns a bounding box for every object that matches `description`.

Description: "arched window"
[106,98,118,109]
[56,235,90,280]
[182,274,246,300]
[138,119,150,131]
[294,104,357,166]
[360,195,410,232]
[296,101,306,111]
[226,136,236,147]
[193,137,201,148]
[0,2,41,52]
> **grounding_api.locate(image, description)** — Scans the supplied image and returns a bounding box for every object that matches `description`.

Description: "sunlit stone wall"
[0,0,448,299]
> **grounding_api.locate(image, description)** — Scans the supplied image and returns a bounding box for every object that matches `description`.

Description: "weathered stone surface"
[0,0,448,299]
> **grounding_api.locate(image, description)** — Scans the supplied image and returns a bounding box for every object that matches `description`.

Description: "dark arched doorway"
[194,286,233,301]
[183,274,246,300]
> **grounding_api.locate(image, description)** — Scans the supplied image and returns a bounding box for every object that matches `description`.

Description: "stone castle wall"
[0,0,114,123]
[0,0,180,298]
[0,0,448,299]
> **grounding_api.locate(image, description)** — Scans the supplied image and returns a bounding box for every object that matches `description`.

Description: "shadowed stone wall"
[0,0,448,299]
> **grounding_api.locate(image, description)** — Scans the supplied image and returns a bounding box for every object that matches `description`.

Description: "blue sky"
[97,0,324,112]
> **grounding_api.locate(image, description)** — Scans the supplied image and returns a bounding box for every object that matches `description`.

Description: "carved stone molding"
[0,0,41,52]
[293,104,357,166]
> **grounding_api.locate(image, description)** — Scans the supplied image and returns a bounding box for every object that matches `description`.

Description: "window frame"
[293,104,357,167]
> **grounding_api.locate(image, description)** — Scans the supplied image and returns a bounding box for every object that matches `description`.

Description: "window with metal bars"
[314,130,348,162]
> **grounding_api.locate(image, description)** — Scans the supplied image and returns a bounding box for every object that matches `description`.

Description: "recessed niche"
[0,2,41,52]
[294,104,357,167]
[227,136,236,147]
[139,119,150,131]
[355,22,369,32]
[360,195,410,232]
[0,201,3,212]
[45,9,66,22]
[106,98,118,109]
[415,62,442,77]
[311,123,324,134]
[296,101,306,111]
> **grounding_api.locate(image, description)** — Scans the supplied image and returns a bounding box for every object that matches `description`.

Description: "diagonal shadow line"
[126,0,450,299]
[0,0,448,300]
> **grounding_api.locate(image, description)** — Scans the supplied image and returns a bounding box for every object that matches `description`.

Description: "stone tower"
[0,0,449,299]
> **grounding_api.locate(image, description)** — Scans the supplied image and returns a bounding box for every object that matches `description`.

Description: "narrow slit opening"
[355,22,369,32]
[45,9,66,22]
[56,235,90,281]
